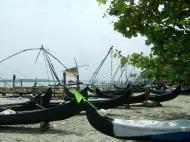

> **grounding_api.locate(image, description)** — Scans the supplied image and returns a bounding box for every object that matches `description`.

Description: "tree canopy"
[98,0,190,84]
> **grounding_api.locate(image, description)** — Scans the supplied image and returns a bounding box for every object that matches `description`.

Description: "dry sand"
[0,94,190,142]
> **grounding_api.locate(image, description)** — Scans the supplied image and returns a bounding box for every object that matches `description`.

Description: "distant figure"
[20,79,23,86]
[13,74,16,87]
[13,74,16,81]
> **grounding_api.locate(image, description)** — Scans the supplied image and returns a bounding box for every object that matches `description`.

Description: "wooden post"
[76,74,80,90]
[13,74,16,88]
[13,74,16,96]
[2,81,6,96]
[63,72,66,88]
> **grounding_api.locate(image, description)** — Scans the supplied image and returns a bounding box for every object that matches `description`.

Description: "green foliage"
[97,0,107,5]
[98,0,190,84]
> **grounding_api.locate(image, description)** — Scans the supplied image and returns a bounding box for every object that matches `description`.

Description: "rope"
[44,52,57,84]
[46,56,58,83]
[112,63,121,82]
[117,66,126,83]
[43,49,68,69]
[88,46,113,85]
[35,48,42,64]
[0,76,11,87]
[110,47,113,83]
[74,57,79,75]
[42,50,51,85]
[42,50,61,84]
[126,67,136,82]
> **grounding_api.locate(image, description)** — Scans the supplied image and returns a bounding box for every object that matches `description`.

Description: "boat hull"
[0,101,81,125]
[82,92,190,141]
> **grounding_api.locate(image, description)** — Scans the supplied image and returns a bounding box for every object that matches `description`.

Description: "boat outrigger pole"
[0,48,43,64]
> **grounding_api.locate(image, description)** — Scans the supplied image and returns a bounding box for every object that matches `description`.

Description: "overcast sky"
[0,0,151,82]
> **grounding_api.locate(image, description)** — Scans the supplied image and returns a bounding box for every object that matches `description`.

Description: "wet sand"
[0,94,189,142]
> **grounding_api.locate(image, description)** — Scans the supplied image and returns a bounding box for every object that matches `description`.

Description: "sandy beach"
[0,94,189,142]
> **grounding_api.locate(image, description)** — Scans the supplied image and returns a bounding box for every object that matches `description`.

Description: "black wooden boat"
[148,85,181,102]
[128,85,181,103]
[94,84,131,98]
[78,94,190,141]
[0,87,52,107]
[95,88,127,98]
[97,85,181,104]
[64,87,132,109]
[0,87,96,112]
[113,84,123,90]
[128,92,149,104]
[181,86,190,95]
[114,84,145,93]
[63,87,94,101]
[92,87,132,109]
[0,100,82,125]
[85,86,95,94]
[0,87,52,111]
[150,87,168,94]
[1,86,132,111]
